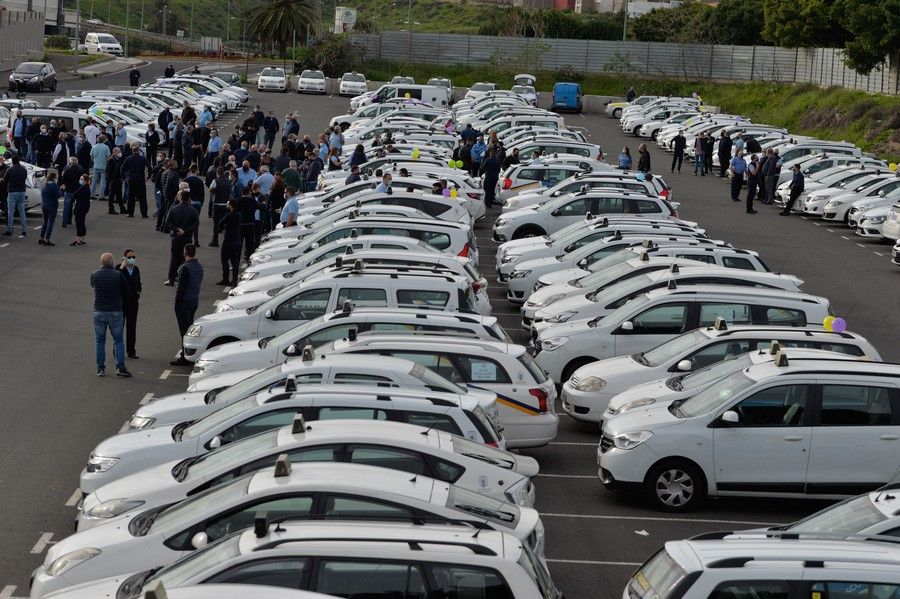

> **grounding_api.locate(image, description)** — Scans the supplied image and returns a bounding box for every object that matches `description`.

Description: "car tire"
[511,225,546,240]
[613,108,622,119]
[561,357,597,384]
[644,459,706,512]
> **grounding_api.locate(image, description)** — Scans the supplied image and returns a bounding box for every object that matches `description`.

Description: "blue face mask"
[126,257,136,265]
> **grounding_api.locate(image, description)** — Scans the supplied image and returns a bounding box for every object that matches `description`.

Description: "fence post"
[793,48,798,83]
[749,45,756,80]
[584,38,590,73]
[645,42,650,74]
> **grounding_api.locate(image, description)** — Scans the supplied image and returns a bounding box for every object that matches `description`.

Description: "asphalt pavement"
[0,64,897,598]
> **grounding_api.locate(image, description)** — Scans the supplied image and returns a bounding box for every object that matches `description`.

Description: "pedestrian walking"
[217,199,242,286]
[729,152,746,203]
[745,154,760,214]
[693,133,706,176]
[617,147,632,170]
[117,249,142,359]
[263,111,279,149]
[165,191,199,285]
[171,243,203,366]
[671,130,686,174]
[2,155,28,238]
[71,175,91,246]
[128,67,141,87]
[90,252,131,377]
[637,144,651,173]
[39,171,62,246]
[781,164,804,216]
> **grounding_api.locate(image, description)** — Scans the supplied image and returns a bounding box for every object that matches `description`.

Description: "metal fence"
[0,11,45,71]
[350,32,900,96]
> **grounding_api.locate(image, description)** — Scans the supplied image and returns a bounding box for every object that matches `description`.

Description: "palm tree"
[246,0,317,55]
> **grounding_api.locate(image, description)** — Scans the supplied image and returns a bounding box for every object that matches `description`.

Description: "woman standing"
[217,199,242,286]
[327,148,342,171]
[70,175,91,246]
[117,249,142,359]
[39,171,62,246]
[349,144,367,168]
[617,147,632,170]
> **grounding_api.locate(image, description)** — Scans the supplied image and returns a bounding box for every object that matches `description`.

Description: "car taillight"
[471,280,486,292]
[485,441,498,447]
[529,388,549,413]
[503,177,512,190]
[458,243,470,258]
[660,189,670,198]
[467,192,480,200]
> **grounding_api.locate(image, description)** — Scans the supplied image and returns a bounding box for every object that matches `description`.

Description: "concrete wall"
[0,11,45,71]
[350,32,900,96]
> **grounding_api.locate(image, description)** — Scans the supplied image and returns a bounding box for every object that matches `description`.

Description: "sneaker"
[96,367,106,377]
[44,241,55,246]
[18,232,26,238]
[38,239,46,245]
[116,367,132,378]
[1,231,11,236]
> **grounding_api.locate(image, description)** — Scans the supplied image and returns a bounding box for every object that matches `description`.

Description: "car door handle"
[880,434,899,441]
[784,435,804,441]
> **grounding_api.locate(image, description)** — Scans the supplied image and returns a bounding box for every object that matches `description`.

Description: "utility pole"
[88,0,94,22]
[622,0,628,41]
[189,0,194,40]
[407,0,412,60]
[225,0,230,45]
[140,0,144,30]
[55,0,63,32]
[243,17,249,79]
[74,0,81,74]
[124,0,130,57]
[161,4,167,35]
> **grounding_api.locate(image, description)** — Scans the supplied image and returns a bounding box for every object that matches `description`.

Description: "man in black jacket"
[717,132,733,178]
[107,147,127,215]
[60,157,83,229]
[158,107,173,147]
[121,144,150,218]
[671,130,686,174]
[208,167,232,247]
[185,165,205,245]
[171,243,203,366]
[165,191,199,285]
[90,252,131,377]
[117,248,142,359]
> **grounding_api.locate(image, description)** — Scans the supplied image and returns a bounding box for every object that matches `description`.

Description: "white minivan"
[84,32,123,55]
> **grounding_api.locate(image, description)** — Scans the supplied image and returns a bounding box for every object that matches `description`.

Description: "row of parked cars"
[616,94,900,262]
[28,84,569,599]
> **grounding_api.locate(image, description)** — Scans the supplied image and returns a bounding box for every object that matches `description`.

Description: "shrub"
[126,36,173,55]
[46,34,72,50]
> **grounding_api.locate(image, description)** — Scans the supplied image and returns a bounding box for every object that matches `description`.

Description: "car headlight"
[47,548,101,576]
[186,324,203,336]
[216,303,233,312]
[86,454,119,473]
[30,76,39,81]
[540,336,569,351]
[613,430,653,450]
[193,359,217,371]
[509,269,531,279]
[254,254,273,263]
[574,376,606,392]
[127,415,156,430]
[506,200,519,209]
[500,255,519,264]
[824,200,840,209]
[504,479,531,506]
[534,293,566,307]
[867,216,887,225]
[495,219,508,228]
[240,271,258,280]
[546,310,577,323]
[617,398,657,414]
[82,498,145,520]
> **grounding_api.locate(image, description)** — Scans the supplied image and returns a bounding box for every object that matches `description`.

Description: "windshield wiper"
[171,457,195,482]
[632,352,649,366]
[172,421,190,442]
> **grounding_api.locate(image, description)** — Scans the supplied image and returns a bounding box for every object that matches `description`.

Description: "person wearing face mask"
[237,160,256,190]
[34,125,53,168]
[217,199,242,286]
[39,171,62,246]
[617,146,632,170]
[70,174,91,246]
[117,249,142,358]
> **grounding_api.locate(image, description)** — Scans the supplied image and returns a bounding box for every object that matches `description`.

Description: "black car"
[8,62,57,93]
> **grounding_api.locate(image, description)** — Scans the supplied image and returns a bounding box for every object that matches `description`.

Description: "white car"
[338,72,368,97]
[855,205,891,237]
[46,584,332,599]
[256,67,288,92]
[511,85,538,107]
[83,32,123,55]
[502,171,670,213]
[846,188,900,229]
[122,352,479,432]
[296,69,326,94]
[79,385,505,494]
[822,176,900,222]
[464,82,497,100]
[600,356,900,510]
[37,462,544,597]
[78,419,538,530]
[45,521,557,599]
[532,286,833,383]
[564,324,879,423]
[188,308,510,382]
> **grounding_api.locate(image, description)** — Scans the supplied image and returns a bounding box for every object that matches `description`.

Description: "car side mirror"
[879,190,886,197]
[551,209,561,217]
[620,321,634,332]
[577,258,588,268]
[191,532,209,549]
[721,410,739,424]
[264,308,274,319]
[208,435,222,449]
[285,343,299,356]
[676,359,692,372]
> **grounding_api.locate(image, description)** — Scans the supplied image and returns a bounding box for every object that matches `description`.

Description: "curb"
[75,58,152,79]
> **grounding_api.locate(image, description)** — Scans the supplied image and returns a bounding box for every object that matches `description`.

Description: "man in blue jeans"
[2,155,29,238]
[171,243,204,366]
[90,252,132,377]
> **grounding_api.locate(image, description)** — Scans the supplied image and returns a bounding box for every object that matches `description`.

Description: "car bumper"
[257,82,287,91]
[181,335,214,361]
[502,412,560,449]
[598,441,656,492]
[892,246,900,265]
[298,83,326,93]
[822,209,847,221]
[560,383,613,424]
[856,225,884,237]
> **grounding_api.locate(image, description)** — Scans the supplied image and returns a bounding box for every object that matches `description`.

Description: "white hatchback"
[338,72,369,96]
[296,69,326,94]
[256,67,287,92]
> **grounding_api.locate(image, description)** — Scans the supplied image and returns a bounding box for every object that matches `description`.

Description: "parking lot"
[1,62,899,597]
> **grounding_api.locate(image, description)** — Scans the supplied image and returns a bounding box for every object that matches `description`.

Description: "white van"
[371,83,452,107]
[84,32,123,55]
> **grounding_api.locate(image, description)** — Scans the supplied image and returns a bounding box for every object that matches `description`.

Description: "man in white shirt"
[84,117,101,146]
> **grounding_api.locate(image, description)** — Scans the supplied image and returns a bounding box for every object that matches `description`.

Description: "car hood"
[186,368,261,392]
[574,354,644,381]
[218,290,271,311]
[92,425,187,462]
[199,337,273,363]
[38,573,133,598]
[524,282,580,310]
[537,269,586,287]
[133,390,208,422]
[859,206,891,219]
[536,318,594,340]
[45,510,139,568]
[535,293,594,319]
[514,255,561,273]
[90,458,184,508]
[607,378,686,414]
[194,308,258,327]
[824,191,863,205]
[603,401,683,435]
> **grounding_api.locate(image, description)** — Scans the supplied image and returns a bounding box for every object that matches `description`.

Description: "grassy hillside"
[329,0,498,34]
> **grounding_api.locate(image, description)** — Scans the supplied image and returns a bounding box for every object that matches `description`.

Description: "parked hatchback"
[8,61,56,92]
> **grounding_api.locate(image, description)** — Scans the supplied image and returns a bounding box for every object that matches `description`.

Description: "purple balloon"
[442,187,451,197]
[831,317,847,333]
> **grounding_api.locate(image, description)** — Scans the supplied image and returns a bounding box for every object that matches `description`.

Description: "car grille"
[600,433,614,453]
[569,375,580,387]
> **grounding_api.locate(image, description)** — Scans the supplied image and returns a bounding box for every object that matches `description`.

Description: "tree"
[630,1,717,44]
[246,0,316,55]
[709,0,766,45]
[762,0,848,48]
[834,0,900,73]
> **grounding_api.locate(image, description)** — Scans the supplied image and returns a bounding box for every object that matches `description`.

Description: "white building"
[578,0,684,15]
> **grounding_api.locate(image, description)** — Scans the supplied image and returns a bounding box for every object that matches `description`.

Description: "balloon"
[635,172,645,181]
[823,316,835,331]
[447,159,455,168]
[442,187,451,197]
[890,163,898,172]
[832,317,847,333]
[411,148,420,160]
[0,146,6,155]
[96,108,104,117]
[450,188,458,198]
[404,92,411,99]
[455,160,464,169]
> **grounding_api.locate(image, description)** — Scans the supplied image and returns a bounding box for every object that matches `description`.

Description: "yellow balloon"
[404,92,411,99]
[823,316,835,331]
[890,162,898,172]
[450,188,458,198]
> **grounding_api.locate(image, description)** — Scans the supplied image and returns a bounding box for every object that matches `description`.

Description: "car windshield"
[261,68,284,77]
[15,63,42,74]
[183,395,259,439]
[268,320,317,350]
[211,365,284,405]
[149,475,252,534]
[580,251,637,280]
[97,34,118,43]
[409,364,466,394]
[302,70,324,79]
[640,330,709,367]
[786,494,887,534]
[428,79,449,88]
[519,543,559,599]
[344,73,365,82]
[472,83,494,91]
[512,86,535,95]
[628,549,687,599]
[677,353,754,391]
[185,429,280,481]
[151,534,242,588]
[447,485,519,525]
[451,436,516,469]
[678,371,755,418]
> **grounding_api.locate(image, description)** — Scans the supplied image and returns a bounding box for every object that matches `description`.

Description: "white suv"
[600,356,900,510]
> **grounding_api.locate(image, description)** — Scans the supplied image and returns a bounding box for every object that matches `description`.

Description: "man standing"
[121,143,150,218]
[217,199,242,286]
[165,191,199,285]
[90,135,111,206]
[501,147,520,170]
[2,156,29,238]
[90,252,131,377]
[185,165,205,245]
[171,243,203,366]
[781,164,804,216]
[263,111,279,150]
[84,117,101,146]
[60,156,84,229]
[146,123,160,167]
[10,110,28,156]
[717,133,733,178]
[693,133,706,176]
[164,64,176,78]
[208,166,231,247]
[117,249,142,359]
[671,130,686,174]
[480,150,501,209]
[376,173,392,194]
[745,154,760,214]
[157,106,173,147]
[729,152,746,203]
[637,144,651,173]
[129,67,141,87]
[107,146,127,215]
[470,136,487,177]
[626,87,636,102]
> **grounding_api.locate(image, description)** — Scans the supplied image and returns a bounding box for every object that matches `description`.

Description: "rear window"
[261,68,284,77]
[397,289,450,308]
[518,352,548,383]
[301,70,324,79]
[343,73,366,82]
[627,549,688,599]
[466,405,503,444]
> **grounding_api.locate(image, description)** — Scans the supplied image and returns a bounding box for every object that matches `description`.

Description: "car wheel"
[613,108,622,118]
[207,336,239,349]
[511,225,546,240]
[561,357,597,384]
[644,460,706,512]
[650,130,658,141]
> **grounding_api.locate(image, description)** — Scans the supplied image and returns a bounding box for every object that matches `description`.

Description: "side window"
[808,582,900,599]
[368,227,411,237]
[731,385,812,426]
[347,445,428,475]
[454,356,511,383]
[632,199,663,213]
[709,582,790,599]
[595,197,627,213]
[203,496,314,541]
[819,385,893,426]
[699,303,752,326]
[368,322,417,332]
[388,351,465,384]
[544,169,572,185]
[397,289,450,308]
[418,231,451,250]
[302,324,358,347]
[322,495,414,520]
[557,198,592,216]
[371,243,412,249]
[428,565,515,599]
[419,200,449,217]
[630,303,688,334]
[320,229,352,244]
[286,445,343,463]
[205,558,310,587]
[220,409,298,444]
[516,169,541,181]
[763,307,806,325]
[317,407,388,420]
[316,561,426,599]
[400,412,463,436]
[684,340,753,370]
[274,288,331,321]
[722,256,756,270]
[677,253,716,264]
[430,457,465,483]
[333,373,395,385]
[337,287,388,308]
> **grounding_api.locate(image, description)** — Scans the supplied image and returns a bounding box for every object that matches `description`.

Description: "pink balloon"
[831,317,847,333]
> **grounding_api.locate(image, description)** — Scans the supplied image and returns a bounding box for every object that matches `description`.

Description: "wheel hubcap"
[656,468,694,506]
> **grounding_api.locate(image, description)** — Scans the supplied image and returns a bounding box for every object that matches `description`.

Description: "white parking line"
[841,236,850,240]
[30,532,54,554]
[537,473,595,479]
[140,392,155,405]
[813,222,822,226]
[32,225,42,230]
[0,243,8,248]
[546,558,640,566]
[857,243,866,248]
[159,369,172,380]
[0,585,26,599]
[65,488,81,507]
[549,442,597,447]
[874,251,885,256]
[492,311,522,317]
[826,228,835,233]
[540,512,785,526]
